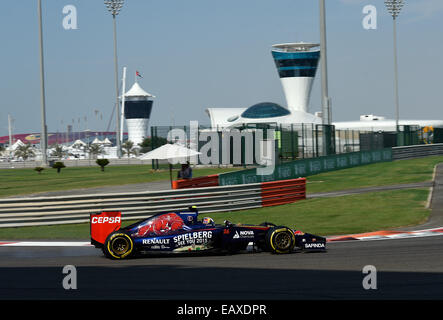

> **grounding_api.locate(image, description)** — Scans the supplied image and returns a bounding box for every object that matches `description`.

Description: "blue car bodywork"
[90,207,326,259]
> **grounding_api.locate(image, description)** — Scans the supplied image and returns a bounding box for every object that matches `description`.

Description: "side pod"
[90,211,122,248]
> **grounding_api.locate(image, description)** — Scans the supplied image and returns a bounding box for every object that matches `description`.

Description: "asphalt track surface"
[0,164,442,300]
[0,236,442,300]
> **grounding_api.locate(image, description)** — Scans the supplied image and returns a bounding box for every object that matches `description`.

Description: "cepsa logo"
[91,216,121,224]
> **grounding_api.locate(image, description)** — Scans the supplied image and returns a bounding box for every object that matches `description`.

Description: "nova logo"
[233,230,254,239]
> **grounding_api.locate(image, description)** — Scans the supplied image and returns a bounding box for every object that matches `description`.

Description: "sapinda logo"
[304,243,325,249]
[91,216,121,224]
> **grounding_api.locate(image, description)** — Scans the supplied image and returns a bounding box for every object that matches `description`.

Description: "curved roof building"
[206,102,319,129]
[206,42,322,129]
[240,102,291,119]
[206,41,443,131]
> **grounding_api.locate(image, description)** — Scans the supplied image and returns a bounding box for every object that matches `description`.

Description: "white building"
[333,114,443,131]
[206,42,322,129]
[123,81,155,146]
[206,42,443,132]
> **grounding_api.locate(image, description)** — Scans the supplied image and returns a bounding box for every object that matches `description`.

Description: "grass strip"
[0,165,240,198]
[0,188,429,240]
[306,156,443,194]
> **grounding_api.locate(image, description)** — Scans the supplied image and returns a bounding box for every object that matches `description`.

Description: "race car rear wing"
[90,211,122,248]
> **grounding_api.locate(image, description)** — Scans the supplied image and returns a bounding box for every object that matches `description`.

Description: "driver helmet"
[202,217,215,226]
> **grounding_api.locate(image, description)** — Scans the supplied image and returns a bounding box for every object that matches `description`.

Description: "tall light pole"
[37,0,48,165]
[319,0,331,126]
[385,0,404,134]
[104,0,124,158]
[319,0,332,155]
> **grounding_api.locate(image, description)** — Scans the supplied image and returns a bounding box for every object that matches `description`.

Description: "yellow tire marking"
[107,233,133,259]
[270,228,295,253]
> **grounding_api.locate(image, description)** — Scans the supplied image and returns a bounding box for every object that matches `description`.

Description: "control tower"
[123,82,155,146]
[271,43,320,114]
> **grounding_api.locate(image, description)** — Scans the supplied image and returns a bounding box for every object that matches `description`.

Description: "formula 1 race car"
[90,207,326,259]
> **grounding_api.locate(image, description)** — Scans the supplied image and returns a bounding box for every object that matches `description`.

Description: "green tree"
[14,144,35,161]
[96,159,110,172]
[138,136,168,153]
[34,167,45,174]
[52,161,66,173]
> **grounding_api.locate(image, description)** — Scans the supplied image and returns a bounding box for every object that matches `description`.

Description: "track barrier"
[2,143,441,228]
[172,174,219,189]
[0,178,306,228]
[392,143,443,160]
[219,148,393,186]
[261,178,306,207]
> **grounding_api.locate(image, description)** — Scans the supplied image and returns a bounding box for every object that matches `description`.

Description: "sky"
[1,0,442,136]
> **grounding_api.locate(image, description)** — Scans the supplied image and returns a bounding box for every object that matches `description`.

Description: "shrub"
[96,158,110,172]
[34,167,45,174]
[52,161,66,173]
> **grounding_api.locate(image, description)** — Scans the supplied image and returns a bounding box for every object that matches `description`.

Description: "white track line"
[0,241,92,247]
[1,227,443,246]
[327,227,443,242]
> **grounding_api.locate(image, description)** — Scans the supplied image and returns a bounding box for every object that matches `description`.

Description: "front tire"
[265,226,296,254]
[103,232,134,259]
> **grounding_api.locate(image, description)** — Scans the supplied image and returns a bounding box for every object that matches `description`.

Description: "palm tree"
[50,144,65,159]
[88,144,103,159]
[122,140,134,158]
[14,144,35,161]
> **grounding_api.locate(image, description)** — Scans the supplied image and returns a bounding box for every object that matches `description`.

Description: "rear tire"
[265,226,295,254]
[103,232,134,259]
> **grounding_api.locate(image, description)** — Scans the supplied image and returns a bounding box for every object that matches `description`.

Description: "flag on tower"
[136,71,143,78]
